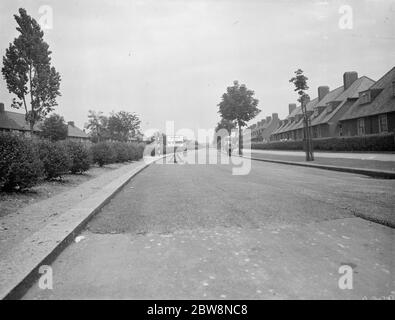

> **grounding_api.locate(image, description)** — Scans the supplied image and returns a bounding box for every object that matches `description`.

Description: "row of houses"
[0,103,90,142]
[246,67,395,142]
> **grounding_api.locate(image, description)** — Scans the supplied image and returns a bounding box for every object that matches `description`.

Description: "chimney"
[318,86,330,102]
[68,121,75,127]
[272,113,279,120]
[288,103,296,115]
[343,72,358,90]
[0,103,4,113]
[266,116,272,123]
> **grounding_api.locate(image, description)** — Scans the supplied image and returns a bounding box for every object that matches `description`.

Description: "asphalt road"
[23,149,394,299]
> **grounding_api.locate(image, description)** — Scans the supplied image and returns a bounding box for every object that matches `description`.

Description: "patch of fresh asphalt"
[23,150,395,299]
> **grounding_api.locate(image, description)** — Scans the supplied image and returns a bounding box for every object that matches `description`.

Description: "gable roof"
[310,76,375,126]
[0,111,42,131]
[0,109,88,138]
[340,67,395,121]
[67,123,89,138]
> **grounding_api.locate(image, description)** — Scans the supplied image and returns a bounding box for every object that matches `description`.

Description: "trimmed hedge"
[90,141,145,166]
[0,133,44,191]
[252,133,395,152]
[91,142,116,167]
[62,140,92,174]
[35,140,71,179]
[0,133,146,191]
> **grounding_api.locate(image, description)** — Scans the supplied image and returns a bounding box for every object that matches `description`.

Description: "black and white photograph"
[0,0,394,305]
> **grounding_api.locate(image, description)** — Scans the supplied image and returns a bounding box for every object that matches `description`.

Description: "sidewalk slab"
[0,156,165,300]
[242,154,395,179]
[247,149,395,162]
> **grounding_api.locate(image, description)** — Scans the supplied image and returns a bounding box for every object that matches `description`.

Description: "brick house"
[0,102,89,141]
[309,73,375,138]
[270,71,376,141]
[247,113,281,142]
[339,67,395,136]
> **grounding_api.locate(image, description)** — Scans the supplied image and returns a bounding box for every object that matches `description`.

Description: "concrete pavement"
[247,149,395,162]
[22,149,395,299]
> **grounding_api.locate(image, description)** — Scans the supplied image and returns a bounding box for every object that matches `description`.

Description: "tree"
[40,113,68,141]
[215,118,236,149]
[289,69,314,161]
[85,110,109,142]
[2,8,61,133]
[215,118,236,133]
[107,111,141,142]
[218,81,260,155]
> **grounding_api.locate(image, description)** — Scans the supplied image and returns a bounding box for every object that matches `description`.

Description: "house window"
[379,114,388,133]
[357,118,365,135]
[359,91,371,104]
[339,123,343,136]
[392,81,395,97]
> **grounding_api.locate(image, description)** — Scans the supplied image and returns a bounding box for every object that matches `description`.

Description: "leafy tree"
[218,81,260,155]
[215,118,236,133]
[289,69,314,161]
[85,110,109,142]
[289,69,310,104]
[40,113,68,141]
[107,111,141,142]
[215,118,236,149]
[1,8,61,133]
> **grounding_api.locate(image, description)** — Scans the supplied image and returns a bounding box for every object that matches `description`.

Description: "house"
[271,71,376,141]
[247,113,281,142]
[0,103,89,141]
[339,67,395,136]
[66,121,90,142]
[309,72,375,138]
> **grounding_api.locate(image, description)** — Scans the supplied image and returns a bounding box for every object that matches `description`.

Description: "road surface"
[23,149,394,299]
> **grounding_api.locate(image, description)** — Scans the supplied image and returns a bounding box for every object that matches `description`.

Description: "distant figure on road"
[228,144,232,157]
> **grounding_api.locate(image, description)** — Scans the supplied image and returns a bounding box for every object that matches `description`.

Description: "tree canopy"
[215,118,236,134]
[218,81,260,128]
[1,8,61,132]
[85,110,141,142]
[289,69,310,104]
[107,111,141,142]
[40,113,68,141]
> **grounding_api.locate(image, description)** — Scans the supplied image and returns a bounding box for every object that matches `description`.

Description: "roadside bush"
[137,142,146,159]
[111,141,130,163]
[0,133,44,191]
[35,139,71,179]
[90,141,116,166]
[90,141,145,166]
[252,133,395,152]
[62,140,91,173]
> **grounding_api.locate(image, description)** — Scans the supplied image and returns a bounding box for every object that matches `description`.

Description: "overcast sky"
[0,0,394,139]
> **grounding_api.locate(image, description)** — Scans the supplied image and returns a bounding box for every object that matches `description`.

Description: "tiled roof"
[0,110,88,138]
[0,111,42,131]
[67,124,89,138]
[340,67,395,121]
[310,76,374,126]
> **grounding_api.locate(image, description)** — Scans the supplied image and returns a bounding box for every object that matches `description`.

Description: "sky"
[0,0,394,140]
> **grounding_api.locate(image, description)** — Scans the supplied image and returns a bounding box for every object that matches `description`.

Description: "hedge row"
[90,141,145,167]
[0,133,145,191]
[252,133,395,152]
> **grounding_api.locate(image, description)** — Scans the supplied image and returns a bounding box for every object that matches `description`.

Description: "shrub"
[90,141,144,167]
[62,141,91,173]
[137,142,146,159]
[112,141,130,163]
[253,133,395,152]
[90,141,116,166]
[35,139,71,179]
[0,133,44,191]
